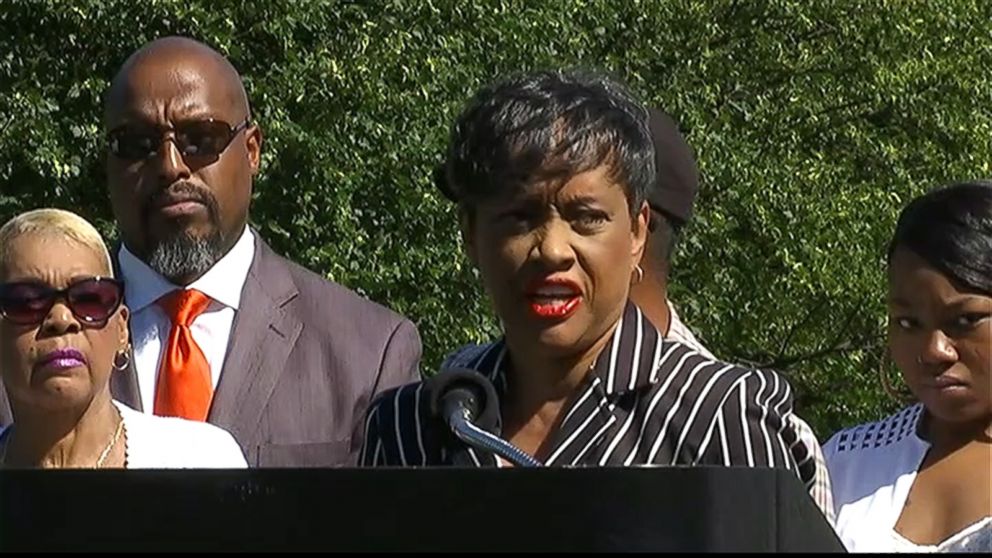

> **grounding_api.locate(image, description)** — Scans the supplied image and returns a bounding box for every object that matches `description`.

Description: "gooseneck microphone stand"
[445,404,543,467]
[433,367,545,468]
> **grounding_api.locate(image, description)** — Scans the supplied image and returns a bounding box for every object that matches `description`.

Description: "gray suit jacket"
[0,234,422,467]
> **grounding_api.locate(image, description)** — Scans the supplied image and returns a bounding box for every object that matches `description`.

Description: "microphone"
[428,367,499,432]
[428,368,543,467]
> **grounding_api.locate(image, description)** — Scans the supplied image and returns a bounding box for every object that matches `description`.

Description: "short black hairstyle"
[442,69,655,216]
[887,180,992,294]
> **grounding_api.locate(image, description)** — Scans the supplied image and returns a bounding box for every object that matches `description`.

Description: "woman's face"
[887,247,992,426]
[0,234,128,415]
[464,165,648,358]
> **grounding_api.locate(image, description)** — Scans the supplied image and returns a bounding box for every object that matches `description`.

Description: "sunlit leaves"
[1,0,988,437]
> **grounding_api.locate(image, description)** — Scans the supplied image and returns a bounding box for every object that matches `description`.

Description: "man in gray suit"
[45,36,419,467]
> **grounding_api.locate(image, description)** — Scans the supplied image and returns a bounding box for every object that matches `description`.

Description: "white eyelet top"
[823,404,991,553]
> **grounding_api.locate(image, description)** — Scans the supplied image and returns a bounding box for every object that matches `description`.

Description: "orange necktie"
[153,289,213,421]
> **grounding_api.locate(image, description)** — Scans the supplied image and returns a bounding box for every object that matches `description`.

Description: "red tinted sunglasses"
[0,277,124,327]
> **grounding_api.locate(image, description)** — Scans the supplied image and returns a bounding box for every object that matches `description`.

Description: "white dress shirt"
[117,226,255,413]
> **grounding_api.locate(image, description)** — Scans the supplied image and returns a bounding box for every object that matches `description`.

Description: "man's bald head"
[103,35,262,285]
[104,36,250,123]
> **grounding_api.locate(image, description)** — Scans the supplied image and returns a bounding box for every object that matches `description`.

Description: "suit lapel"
[207,235,302,442]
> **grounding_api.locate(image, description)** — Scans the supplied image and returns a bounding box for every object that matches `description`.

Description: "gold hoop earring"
[632,265,644,285]
[878,350,912,404]
[113,345,132,372]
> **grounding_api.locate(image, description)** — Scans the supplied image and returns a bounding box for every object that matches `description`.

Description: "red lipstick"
[525,277,583,319]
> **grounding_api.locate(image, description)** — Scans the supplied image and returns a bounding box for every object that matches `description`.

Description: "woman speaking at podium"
[361,69,817,490]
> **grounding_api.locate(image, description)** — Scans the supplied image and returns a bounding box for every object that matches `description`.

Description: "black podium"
[0,466,844,552]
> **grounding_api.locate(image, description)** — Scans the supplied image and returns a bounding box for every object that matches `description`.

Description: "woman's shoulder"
[440,342,503,371]
[823,403,929,549]
[362,341,505,465]
[822,403,926,504]
[823,403,924,461]
[369,340,502,413]
[114,401,248,469]
[368,378,430,420]
[652,342,794,408]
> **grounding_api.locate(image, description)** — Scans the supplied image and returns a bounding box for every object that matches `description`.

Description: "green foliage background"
[2,0,989,437]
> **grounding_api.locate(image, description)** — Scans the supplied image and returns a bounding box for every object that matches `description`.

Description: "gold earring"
[631,265,644,285]
[113,345,132,372]
[878,350,912,403]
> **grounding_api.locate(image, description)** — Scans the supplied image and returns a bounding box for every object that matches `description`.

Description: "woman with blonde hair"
[0,208,246,468]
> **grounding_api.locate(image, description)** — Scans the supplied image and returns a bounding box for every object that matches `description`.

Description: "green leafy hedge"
[2,0,989,437]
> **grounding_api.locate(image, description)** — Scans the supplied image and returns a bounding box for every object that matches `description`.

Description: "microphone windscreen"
[427,367,500,433]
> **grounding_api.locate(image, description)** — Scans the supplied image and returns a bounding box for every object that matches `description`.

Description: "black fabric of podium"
[0,466,844,552]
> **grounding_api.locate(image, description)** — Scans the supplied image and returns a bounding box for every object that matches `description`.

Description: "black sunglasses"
[0,277,124,327]
[107,118,251,161]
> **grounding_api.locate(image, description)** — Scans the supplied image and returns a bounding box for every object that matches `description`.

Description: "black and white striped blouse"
[361,301,816,487]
